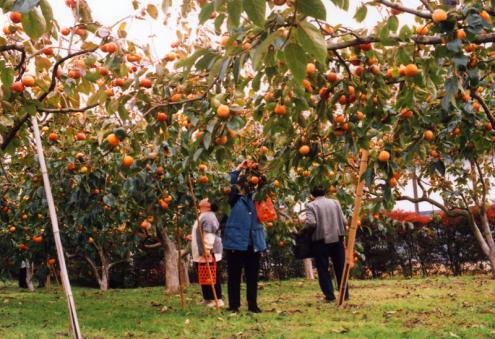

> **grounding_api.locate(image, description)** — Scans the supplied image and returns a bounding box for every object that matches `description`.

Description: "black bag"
[293,228,315,259]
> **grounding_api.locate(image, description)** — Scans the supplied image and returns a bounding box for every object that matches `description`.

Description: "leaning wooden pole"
[337,149,369,307]
[31,116,82,338]
[187,175,219,310]
[175,205,186,309]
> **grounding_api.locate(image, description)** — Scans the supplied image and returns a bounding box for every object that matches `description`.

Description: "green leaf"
[388,14,399,32]
[253,32,278,69]
[295,20,327,65]
[199,2,214,24]
[227,0,242,28]
[243,0,265,27]
[21,7,46,40]
[146,4,159,19]
[297,0,326,20]
[0,62,14,88]
[193,148,203,162]
[330,0,349,10]
[203,132,212,150]
[399,25,412,41]
[353,5,367,23]
[38,0,53,31]
[161,0,172,15]
[174,49,208,70]
[284,43,307,86]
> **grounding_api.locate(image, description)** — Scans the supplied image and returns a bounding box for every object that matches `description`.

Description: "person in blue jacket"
[223,160,267,313]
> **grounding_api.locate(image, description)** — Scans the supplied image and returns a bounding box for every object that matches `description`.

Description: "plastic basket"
[198,260,216,285]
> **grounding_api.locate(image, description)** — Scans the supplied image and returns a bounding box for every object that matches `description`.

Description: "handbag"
[293,227,315,259]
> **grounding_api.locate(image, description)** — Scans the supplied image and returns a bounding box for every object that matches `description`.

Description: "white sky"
[7,0,492,211]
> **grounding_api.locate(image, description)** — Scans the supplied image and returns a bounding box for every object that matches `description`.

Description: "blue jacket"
[223,170,267,252]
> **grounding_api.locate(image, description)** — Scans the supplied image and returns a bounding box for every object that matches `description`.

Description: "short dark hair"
[210,201,219,212]
[310,185,327,197]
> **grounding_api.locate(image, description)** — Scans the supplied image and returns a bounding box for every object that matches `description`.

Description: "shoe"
[207,299,224,308]
[248,306,262,313]
[228,307,239,313]
[325,296,336,303]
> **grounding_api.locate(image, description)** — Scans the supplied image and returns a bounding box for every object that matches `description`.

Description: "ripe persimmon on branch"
[1,45,103,151]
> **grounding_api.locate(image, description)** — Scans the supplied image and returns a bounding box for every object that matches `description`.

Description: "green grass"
[1,275,494,338]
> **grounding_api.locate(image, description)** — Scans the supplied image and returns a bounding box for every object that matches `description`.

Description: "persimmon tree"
[1,0,495,288]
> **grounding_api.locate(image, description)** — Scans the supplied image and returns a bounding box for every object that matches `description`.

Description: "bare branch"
[327,33,495,51]
[332,50,352,79]
[0,44,26,73]
[108,258,130,270]
[84,255,101,282]
[471,92,495,129]
[144,242,162,249]
[473,157,487,205]
[375,0,432,19]
[38,104,98,114]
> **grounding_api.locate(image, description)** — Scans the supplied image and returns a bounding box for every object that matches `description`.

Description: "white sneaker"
[207,299,224,308]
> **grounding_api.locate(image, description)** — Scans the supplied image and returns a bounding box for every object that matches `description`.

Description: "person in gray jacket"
[189,198,224,308]
[302,185,349,302]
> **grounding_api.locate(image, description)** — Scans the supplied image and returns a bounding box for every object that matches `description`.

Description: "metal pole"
[31,116,82,338]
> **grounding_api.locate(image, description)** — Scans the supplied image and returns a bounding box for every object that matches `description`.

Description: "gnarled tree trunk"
[162,236,180,293]
[25,261,34,291]
[303,259,314,280]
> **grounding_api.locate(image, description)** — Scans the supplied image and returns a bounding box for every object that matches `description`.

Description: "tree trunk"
[85,250,110,291]
[162,236,180,293]
[467,211,495,278]
[303,259,314,280]
[25,261,34,291]
[179,252,190,287]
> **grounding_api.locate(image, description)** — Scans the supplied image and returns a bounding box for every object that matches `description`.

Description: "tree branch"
[108,258,130,270]
[326,32,495,50]
[471,92,495,129]
[396,194,450,214]
[38,103,98,114]
[84,255,101,282]
[1,47,101,151]
[332,50,352,79]
[376,0,432,19]
[144,242,162,249]
[0,44,26,73]
[473,157,487,205]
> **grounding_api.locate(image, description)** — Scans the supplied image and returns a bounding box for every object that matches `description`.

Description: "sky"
[8,0,491,212]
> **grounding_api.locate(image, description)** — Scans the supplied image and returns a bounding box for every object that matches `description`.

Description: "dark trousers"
[226,247,260,310]
[313,240,349,301]
[198,260,222,300]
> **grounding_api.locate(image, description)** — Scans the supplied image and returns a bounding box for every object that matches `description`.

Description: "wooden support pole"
[175,205,186,309]
[187,175,219,310]
[31,116,82,338]
[337,149,369,307]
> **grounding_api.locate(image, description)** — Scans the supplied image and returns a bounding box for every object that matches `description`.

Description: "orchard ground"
[1,275,494,338]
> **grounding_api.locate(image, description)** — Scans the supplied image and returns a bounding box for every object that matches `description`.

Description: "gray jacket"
[304,197,346,243]
[196,212,223,256]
